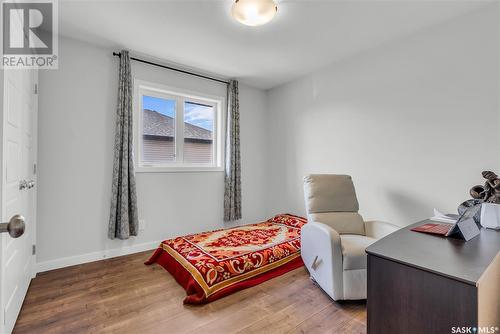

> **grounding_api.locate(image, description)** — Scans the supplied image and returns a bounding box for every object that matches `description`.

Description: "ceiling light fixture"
[231,0,277,27]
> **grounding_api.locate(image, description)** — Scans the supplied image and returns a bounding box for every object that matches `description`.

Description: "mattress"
[145,214,307,304]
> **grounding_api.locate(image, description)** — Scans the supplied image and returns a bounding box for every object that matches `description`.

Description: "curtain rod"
[112,52,229,85]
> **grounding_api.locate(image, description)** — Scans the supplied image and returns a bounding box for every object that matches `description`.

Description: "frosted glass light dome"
[231,0,278,27]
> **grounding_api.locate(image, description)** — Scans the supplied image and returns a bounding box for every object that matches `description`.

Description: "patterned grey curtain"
[224,80,242,221]
[108,50,139,239]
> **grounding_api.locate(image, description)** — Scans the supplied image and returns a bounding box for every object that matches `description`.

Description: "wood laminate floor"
[13,251,366,334]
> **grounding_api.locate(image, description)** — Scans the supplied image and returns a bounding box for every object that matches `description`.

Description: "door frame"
[31,70,38,280]
[0,63,5,332]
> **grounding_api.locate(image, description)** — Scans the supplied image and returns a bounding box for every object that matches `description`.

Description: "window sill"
[135,166,224,173]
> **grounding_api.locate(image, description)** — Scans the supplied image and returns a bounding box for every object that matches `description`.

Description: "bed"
[145,214,307,304]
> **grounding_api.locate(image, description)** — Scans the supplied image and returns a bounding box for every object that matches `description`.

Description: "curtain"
[108,50,139,239]
[224,80,242,221]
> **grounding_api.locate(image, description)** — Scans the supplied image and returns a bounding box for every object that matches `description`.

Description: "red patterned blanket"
[145,214,307,304]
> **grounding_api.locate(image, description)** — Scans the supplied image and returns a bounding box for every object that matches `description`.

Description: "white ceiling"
[59,0,491,89]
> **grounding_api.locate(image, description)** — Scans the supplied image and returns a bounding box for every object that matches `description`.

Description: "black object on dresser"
[366,220,500,334]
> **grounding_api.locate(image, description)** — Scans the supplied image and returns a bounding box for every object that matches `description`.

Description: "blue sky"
[143,95,213,131]
[143,95,175,118]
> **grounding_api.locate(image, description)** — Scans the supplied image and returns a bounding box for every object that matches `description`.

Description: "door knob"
[19,180,28,190]
[27,180,35,189]
[0,215,25,238]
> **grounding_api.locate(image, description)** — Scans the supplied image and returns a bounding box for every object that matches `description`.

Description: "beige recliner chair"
[301,174,399,301]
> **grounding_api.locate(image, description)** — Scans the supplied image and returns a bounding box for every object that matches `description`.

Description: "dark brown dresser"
[366,220,500,334]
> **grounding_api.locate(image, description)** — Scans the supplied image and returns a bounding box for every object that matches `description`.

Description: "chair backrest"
[303,174,365,235]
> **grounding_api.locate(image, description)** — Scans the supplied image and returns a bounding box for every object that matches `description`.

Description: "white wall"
[36,37,269,269]
[266,5,500,226]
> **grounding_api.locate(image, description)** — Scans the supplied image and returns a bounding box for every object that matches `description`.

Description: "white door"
[0,68,37,334]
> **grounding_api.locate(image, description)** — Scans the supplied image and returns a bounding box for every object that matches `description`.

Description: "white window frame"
[134,79,225,173]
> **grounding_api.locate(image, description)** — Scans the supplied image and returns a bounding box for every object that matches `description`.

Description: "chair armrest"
[364,220,400,239]
[301,221,344,300]
[302,221,342,257]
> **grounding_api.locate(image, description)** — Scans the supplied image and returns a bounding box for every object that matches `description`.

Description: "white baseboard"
[36,240,161,273]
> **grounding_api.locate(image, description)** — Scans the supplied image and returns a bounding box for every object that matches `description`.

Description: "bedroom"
[0,0,499,333]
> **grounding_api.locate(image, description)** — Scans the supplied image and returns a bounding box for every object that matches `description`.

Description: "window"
[135,80,224,172]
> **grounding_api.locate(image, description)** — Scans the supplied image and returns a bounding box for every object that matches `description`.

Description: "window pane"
[142,95,176,164]
[183,101,214,164]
